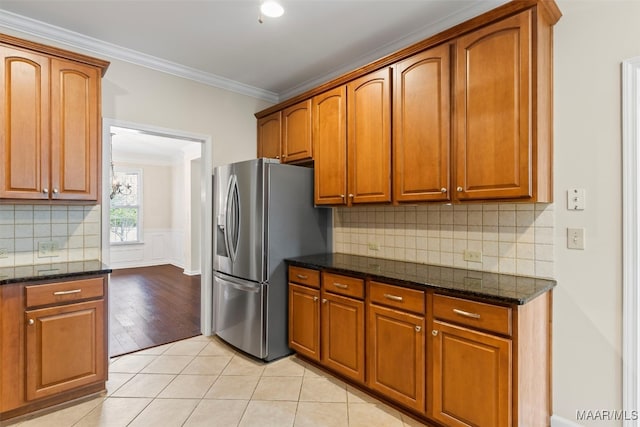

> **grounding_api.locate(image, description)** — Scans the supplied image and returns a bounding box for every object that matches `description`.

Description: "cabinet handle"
[453,308,481,319]
[457,186,463,192]
[333,283,349,289]
[53,289,82,296]
[42,188,49,194]
[415,326,421,332]
[28,319,34,326]
[313,296,318,302]
[296,274,308,280]
[52,188,59,194]
[383,293,403,302]
[440,188,447,193]
[432,330,438,336]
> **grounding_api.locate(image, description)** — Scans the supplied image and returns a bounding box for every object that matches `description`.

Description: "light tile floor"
[5,335,431,427]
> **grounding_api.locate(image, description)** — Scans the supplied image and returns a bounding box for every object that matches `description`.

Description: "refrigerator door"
[213,159,268,283]
[214,272,267,359]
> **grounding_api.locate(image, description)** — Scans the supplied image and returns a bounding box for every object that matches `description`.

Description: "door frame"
[101,118,214,336]
[622,56,640,427]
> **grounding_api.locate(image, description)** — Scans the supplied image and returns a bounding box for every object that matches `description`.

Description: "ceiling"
[110,127,201,163]
[0,0,508,102]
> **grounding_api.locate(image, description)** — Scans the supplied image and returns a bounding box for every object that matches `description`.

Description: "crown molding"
[0,9,279,103]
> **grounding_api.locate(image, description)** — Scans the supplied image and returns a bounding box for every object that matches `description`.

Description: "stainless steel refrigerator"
[212,158,331,361]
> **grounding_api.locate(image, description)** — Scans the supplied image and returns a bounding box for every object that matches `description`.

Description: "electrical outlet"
[463,249,482,263]
[0,248,8,259]
[368,242,380,251]
[38,241,59,258]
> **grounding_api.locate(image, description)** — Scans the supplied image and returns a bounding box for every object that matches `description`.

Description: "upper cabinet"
[0,36,108,202]
[282,99,313,163]
[257,111,281,160]
[393,44,451,203]
[256,1,560,205]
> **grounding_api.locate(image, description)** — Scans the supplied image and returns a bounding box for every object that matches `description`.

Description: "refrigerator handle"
[225,174,240,262]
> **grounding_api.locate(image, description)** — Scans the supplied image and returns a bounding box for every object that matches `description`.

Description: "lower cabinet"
[288,283,320,361]
[0,275,108,420]
[431,320,511,427]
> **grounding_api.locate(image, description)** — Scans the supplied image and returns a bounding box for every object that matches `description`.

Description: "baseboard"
[551,414,584,427]
[110,260,171,270]
[183,269,201,276]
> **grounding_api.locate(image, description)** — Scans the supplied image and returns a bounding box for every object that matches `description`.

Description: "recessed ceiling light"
[260,1,284,18]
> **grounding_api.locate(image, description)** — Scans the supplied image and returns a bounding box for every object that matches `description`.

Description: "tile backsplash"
[333,203,554,278]
[0,205,102,267]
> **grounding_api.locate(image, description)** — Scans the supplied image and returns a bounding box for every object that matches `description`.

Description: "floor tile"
[16,396,104,427]
[140,355,194,374]
[262,356,305,377]
[183,399,248,426]
[293,402,348,427]
[182,355,233,375]
[163,339,209,356]
[221,355,266,376]
[346,384,379,404]
[299,376,347,402]
[105,372,135,396]
[128,398,199,427]
[238,400,297,427]
[199,339,236,357]
[73,397,152,427]
[110,373,175,398]
[133,342,173,356]
[252,376,302,401]
[204,375,260,399]
[108,354,157,373]
[158,374,218,399]
[348,402,405,427]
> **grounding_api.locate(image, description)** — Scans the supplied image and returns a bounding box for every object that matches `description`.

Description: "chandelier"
[110,139,132,199]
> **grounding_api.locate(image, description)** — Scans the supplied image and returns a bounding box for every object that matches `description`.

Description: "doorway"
[101,119,214,348]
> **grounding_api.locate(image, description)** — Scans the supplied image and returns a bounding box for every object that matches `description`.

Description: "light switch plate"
[567,228,585,250]
[567,188,586,210]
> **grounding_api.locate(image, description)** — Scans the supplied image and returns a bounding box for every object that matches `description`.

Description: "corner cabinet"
[0,36,108,202]
[0,275,108,421]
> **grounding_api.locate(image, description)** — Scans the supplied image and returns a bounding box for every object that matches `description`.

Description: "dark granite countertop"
[0,260,112,285]
[286,253,556,305]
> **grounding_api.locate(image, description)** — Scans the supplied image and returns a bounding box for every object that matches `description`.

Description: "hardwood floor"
[108,264,201,357]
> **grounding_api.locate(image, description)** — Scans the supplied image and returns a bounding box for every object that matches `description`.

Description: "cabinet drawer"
[25,277,104,308]
[322,272,364,299]
[289,266,320,288]
[433,294,512,336]
[368,281,425,314]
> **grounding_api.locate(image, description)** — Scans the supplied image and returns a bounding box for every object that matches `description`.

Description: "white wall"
[552,1,640,425]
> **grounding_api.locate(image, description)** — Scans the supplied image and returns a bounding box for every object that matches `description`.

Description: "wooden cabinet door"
[0,47,50,200]
[257,111,282,160]
[25,299,106,401]
[313,86,347,205]
[431,320,512,427]
[347,68,392,204]
[394,44,451,203]
[282,99,312,163]
[50,58,100,201]
[288,283,320,361]
[321,292,365,383]
[367,303,425,411]
[454,10,532,201]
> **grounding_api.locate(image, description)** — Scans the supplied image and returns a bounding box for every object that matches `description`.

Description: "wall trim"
[622,56,640,427]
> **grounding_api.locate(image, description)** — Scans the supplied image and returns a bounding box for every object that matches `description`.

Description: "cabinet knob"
[440,188,447,193]
[28,319,34,326]
[340,194,345,199]
[52,188,59,194]
[415,326,421,332]
[322,299,327,304]
[457,186,463,192]
[276,155,280,159]
[42,188,49,194]
[313,296,318,302]
[432,330,438,336]
[348,194,354,198]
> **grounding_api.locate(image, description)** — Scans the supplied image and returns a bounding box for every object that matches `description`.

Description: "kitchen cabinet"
[346,67,392,205]
[0,36,108,202]
[367,281,425,412]
[313,86,347,205]
[430,295,512,426]
[282,99,313,163]
[454,9,552,202]
[0,275,108,420]
[257,110,281,160]
[288,267,320,361]
[393,44,451,203]
[321,272,365,383]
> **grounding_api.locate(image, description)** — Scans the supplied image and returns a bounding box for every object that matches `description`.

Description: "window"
[110,168,142,244]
